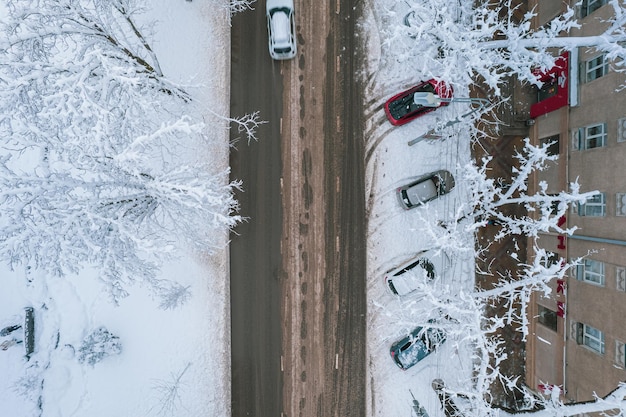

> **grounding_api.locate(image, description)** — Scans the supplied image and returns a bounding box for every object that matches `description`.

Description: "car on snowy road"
[384,249,451,297]
[266,0,297,60]
[397,170,455,210]
[384,79,453,126]
[390,324,446,370]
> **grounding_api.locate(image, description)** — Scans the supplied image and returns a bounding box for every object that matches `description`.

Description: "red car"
[384,79,453,126]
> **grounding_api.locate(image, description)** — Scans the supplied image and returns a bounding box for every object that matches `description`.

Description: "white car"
[266,0,297,60]
[384,250,451,297]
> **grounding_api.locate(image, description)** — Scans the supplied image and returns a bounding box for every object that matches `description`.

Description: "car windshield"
[394,259,421,276]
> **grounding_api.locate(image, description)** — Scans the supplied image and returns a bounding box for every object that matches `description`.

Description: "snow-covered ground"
[0,1,232,416]
[361,1,477,415]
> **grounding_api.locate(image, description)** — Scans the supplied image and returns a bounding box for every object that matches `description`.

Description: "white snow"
[0,1,231,416]
[3,0,622,416]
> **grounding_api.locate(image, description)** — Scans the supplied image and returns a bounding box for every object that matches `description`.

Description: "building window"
[585,54,609,82]
[573,124,607,150]
[538,80,558,102]
[540,134,560,156]
[578,193,606,217]
[537,305,558,331]
[617,267,626,292]
[619,117,626,143]
[616,193,626,216]
[586,124,607,149]
[581,0,607,18]
[576,323,605,354]
[576,259,606,286]
[615,341,626,368]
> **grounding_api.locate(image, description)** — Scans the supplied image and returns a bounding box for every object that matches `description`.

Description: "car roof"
[271,12,291,44]
[406,178,437,206]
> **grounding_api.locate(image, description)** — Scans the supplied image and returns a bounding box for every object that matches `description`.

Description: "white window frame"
[576,259,606,286]
[585,123,607,149]
[582,323,605,354]
[578,193,606,217]
[585,54,609,82]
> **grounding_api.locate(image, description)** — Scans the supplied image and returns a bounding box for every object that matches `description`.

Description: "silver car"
[266,0,297,60]
[397,170,455,210]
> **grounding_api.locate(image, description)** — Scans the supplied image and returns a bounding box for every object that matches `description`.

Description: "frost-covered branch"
[391,0,626,94]
[459,138,597,240]
[207,109,267,144]
[228,0,257,15]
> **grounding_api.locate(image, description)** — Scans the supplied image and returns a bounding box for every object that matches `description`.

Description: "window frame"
[581,0,608,18]
[581,323,605,354]
[585,123,607,149]
[578,192,606,217]
[576,259,606,286]
[585,54,609,82]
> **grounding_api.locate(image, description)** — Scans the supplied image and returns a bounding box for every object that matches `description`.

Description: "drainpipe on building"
[569,48,579,108]
[563,97,570,400]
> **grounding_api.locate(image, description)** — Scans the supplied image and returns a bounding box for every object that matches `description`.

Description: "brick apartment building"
[524,0,626,404]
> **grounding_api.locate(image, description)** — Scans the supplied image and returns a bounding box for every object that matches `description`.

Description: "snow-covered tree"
[385,138,603,414]
[423,138,597,255]
[389,0,626,94]
[368,0,625,414]
[0,0,256,304]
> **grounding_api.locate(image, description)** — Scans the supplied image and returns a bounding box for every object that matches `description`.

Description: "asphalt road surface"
[229,1,366,416]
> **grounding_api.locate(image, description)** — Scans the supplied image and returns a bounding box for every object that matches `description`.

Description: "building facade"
[525,0,626,404]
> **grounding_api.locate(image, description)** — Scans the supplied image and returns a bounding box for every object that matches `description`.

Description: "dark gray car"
[397,170,455,210]
[390,324,446,370]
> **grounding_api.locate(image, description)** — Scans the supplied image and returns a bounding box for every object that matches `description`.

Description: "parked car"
[266,0,297,60]
[397,170,455,210]
[384,249,451,297]
[390,324,446,370]
[384,79,453,126]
